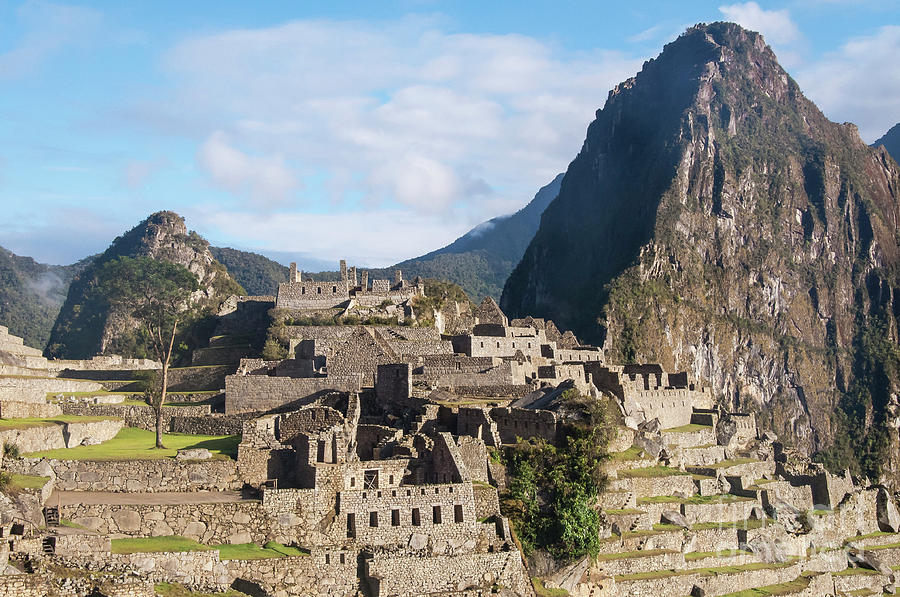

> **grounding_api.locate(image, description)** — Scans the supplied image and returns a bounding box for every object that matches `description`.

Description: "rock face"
[46,211,244,359]
[873,123,900,165]
[502,23,900,478]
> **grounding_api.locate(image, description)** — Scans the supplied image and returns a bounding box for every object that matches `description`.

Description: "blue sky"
[1,0,898,268]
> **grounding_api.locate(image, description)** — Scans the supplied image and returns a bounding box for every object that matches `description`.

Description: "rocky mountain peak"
[502,22,900,482]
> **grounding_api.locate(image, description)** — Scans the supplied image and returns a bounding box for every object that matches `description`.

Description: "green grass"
[846,531,898,543]
[7,473,50,490]
[27,427,239,460]
[684,549,752,562]
[531,577,569,597]
[214,541,309,560]
[691,518,771,531]
[715,574,812,596]
[0,415,120,430]
[617,466,689,478]
[663,423,712,433]
[112,536,212,554]
[637,494,752,505]
[706,457,762,469]
[609,445,647,461]
[597,548,673,561]
[604,508,645,515]
[112,536,307,560]
[154,582,249,597]
[615,560,797,582]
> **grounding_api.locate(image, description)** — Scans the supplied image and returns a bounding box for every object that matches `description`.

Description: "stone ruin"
[0,297,899,596]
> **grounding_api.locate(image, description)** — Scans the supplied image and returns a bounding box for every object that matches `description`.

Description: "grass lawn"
[6,473,50,490]
[112,536,306,561]
[0,415,119,430]
[112,535,212,554]
[27,427,239,460]
[531,577,569,597]
[617,465,689,478]
[637,494,752,506]
[609,445,647,461]
[155,582,250,597]
[662,423,712,433]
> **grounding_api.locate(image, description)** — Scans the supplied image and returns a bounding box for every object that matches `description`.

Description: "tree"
[97,256,199,448]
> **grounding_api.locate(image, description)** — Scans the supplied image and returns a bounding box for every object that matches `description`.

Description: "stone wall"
[0,418,122,454]
[60,501,265,545]
[0,376,103,403]
[0,574,47,596]
[340,482,477,547]
[455,436,489,483]
[227,550,359,597]
[366,550,532,597]
[490,407,556,444]
[60,402,212,432]
[0,400,61,418]
[472,483,501,519]
[167,365,232,392]
[225,374,361,414]
[11,457,239,492]
[54,549,231,593]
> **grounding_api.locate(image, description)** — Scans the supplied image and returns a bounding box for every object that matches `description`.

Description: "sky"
[1,0,898,269]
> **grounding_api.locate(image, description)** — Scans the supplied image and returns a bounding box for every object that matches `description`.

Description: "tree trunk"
[155,319,178,450]
[156,360,168,449]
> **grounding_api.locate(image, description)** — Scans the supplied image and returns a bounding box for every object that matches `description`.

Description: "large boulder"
[661,510,690,529]
[848,548,893,576]
[877,487,900,532]
[744,535,788,564]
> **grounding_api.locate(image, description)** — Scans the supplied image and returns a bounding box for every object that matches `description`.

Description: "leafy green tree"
[97,256,199,448]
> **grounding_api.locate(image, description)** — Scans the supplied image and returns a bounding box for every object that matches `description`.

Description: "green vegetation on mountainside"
[0,245,91,350]
[873,123,900,165]
[46,211,244,360]
[209,246,288,296]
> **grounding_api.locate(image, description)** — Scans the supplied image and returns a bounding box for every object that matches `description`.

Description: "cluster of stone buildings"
[0,284,899,596]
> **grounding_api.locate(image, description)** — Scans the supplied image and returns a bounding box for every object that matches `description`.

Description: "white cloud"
[196,132,298,206]
[191,208,476,268]
[0,1,102,78]
[138,18,642,250]
[718,2,801,45]
[796,26,900,142]
[121,158,166,189]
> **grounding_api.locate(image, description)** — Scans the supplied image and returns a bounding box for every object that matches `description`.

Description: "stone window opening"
[301,287,306,295]
[389,475,394,484]
[317,286,322,294]
[454,504,464,523]
[433,505,442,524]
[377,491,382,498]
[391,490,396,497]
[391,509,400,526]
[412,508,421,526]
[350,477,355,488]
[364,470,379,490]
[346,513,356,538]
[369,511,378,527]
[332,285,337,293]
[449,486,453,493]
[340,554,346,564]
[406,489,411,496]
[325,554,331,564]
[434,487,439,494]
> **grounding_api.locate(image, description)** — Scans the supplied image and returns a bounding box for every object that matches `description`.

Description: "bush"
[500,393,611,561]
[3,442,20,460]
[261,338,289,361]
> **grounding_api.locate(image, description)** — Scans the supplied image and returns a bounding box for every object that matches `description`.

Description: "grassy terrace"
[5,473,50,490]
[0,415,119,430]
[609,445,647,461]
[597,548,674,561]
[531,577,569,597]
[704,458,762,469]
[26,427,239,460]
[615,559,797,582]
[716,571,816,596]
[637,494,753,505]
[616,466,690,479]
[662,423,713,433]
[684,549,753,562]
[155,582,250,597]
[111,536,308,560]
